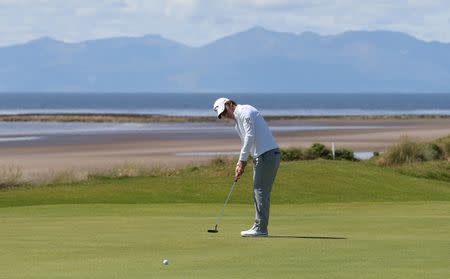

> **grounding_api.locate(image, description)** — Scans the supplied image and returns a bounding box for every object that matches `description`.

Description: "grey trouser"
[252,148,281,232]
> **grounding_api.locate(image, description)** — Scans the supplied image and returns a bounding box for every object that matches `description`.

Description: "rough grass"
[388,161,450,182]
[1,160,449,208]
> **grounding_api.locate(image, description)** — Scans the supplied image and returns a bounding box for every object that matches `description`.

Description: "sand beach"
[0,116,449,178]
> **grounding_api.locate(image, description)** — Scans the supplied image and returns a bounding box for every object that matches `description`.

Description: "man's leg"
[252,148,281,232]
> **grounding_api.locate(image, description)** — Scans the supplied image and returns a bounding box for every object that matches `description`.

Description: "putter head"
[207,225,219,233]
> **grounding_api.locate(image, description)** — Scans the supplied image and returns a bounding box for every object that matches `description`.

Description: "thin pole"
[332,142,335,160]
[215,179,238,226]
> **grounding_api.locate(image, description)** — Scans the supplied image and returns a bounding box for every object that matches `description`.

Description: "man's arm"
[235,114,254,180]
[238,115,254,161]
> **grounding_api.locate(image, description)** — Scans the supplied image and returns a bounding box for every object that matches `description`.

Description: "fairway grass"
[1,202,449,279]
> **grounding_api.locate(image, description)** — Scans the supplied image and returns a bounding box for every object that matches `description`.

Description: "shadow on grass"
[270,235,347,240]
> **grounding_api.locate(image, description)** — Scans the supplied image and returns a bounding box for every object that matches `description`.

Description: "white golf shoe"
[240,224,268,237]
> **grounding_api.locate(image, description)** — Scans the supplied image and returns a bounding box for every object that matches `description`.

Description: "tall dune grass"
[377,135,449,166]
[0,161,223,189]
[435,135,450,160]
[0,166,25,189]
[88,162,182,179]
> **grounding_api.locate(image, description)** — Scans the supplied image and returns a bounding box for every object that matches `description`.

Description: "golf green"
[1,202,449,278]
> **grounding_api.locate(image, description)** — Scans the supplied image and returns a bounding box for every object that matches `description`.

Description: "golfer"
[213,98,281,237]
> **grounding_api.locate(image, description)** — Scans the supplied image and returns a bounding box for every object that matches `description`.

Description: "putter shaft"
[208,180,237,233]
[215,180,237,225]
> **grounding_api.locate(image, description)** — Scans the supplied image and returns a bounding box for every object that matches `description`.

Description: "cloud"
[0,0,449,47]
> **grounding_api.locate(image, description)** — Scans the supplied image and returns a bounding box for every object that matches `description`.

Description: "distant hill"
[1,26,449,93]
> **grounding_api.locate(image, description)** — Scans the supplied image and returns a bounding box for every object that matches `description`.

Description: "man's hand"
[235,160,247,181]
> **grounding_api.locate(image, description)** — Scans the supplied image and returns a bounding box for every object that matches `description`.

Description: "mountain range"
[1,26,449,93]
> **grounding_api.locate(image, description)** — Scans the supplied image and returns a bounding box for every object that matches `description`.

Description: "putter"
[207,179,238,233]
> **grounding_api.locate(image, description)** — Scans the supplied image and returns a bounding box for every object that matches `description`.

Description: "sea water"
[1,92,449,116]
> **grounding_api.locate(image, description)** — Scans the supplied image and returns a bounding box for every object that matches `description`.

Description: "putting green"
[1,202,449,279]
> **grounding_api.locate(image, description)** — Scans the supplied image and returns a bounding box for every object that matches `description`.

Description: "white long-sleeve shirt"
[234,104,279,161]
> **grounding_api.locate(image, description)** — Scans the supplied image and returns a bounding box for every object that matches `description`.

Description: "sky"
[0,0,449,47]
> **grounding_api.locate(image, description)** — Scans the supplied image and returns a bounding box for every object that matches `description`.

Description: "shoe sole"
[240,233,269,237]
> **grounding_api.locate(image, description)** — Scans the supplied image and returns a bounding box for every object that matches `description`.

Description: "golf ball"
[163,259,169,265]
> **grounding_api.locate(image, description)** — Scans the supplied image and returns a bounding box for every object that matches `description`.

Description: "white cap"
[213,97,230,119]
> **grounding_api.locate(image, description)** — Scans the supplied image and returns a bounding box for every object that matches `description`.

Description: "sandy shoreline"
[1,117,449,178]
[1,113,449,123]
